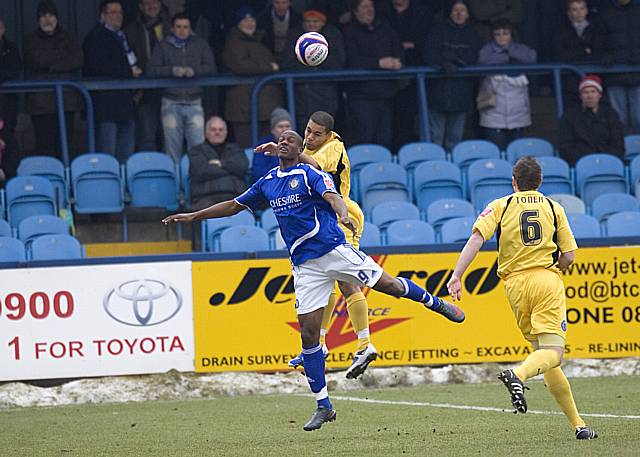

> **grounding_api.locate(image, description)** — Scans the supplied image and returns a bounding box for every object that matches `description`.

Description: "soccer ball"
[294,32,329,67]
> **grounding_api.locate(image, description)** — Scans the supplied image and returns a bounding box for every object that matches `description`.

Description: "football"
[294,32,329,67]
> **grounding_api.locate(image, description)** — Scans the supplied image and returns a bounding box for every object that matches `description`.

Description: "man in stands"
[257,0,302,64]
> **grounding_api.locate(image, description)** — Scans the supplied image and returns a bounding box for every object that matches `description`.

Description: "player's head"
[277,130,304,162]
[512,156,542,192]
[304,111,334,150]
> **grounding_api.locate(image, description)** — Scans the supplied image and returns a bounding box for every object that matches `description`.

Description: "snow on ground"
[1,358,639,409]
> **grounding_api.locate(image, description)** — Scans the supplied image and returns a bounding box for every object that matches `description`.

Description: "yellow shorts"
[504,268,567,345]
[338,199,364,249]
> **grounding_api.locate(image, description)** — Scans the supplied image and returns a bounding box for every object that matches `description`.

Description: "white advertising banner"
[0,261,194,381]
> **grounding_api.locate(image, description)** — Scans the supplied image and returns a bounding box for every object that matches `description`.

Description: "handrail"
[249,63,589,145]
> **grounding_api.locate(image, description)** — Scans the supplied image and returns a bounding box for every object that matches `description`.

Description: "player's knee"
[299,325,320,347]
[338,281,359,297]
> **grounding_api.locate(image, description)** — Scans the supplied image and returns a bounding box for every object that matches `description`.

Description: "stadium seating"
[30,234,82,261]
[505,137,554,163]
[359,162,409,213]
[630,155,640,196]
[180,154,191,207]
[360,222,382,248]
[126,152,179,210]
[624,134,640,161]
[451,140,500,184]
[548,194,586,214]
[17,156,69,208]
[370,201,420,230]
[18,215,69,253]
[537,156,573,195]
[386,219,435,246]
[575,154,627,208]
[219,225,269,253]
[0,219,11,237]
[591,193,640,227]
[347,144,393,201]
[397,142,446,200]
[427,198,475,240]
[260,207,280,249]
[244,148,254,169]
[413,160,464,213]
[605,211,640,237]
[202,211,256,252]
[5,176,56,228]
[467,158,513,212]
[440,217,475,243]
[567,213,601,239]
[0,237,26,263]
[71,153,124,214]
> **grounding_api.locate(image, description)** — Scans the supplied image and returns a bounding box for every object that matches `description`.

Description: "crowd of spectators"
[1,0,639,192]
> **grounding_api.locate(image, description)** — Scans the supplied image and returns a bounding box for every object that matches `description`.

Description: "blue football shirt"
[235,163,346,265]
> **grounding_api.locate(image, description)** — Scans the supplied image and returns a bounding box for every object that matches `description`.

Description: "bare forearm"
[452,231,485,278]
[191,200,243,221]
[299,152,320,169]
[326,193,348,219]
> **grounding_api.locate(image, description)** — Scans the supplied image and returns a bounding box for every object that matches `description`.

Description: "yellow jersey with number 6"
[473,191,578,279]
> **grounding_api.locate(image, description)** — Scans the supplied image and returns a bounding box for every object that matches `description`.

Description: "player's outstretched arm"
[323,192,356,238]
[254,141,278,156]
[162,200,245,225]
[298,152,321,170]
[447,229,485,301]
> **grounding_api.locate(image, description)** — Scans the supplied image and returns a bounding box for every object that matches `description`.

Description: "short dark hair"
[172,12,191,25]
[491,18,514,32]
[100,0,121,14]
[309,111,334,133]
[282,130,304,149]
[513,156,542,191]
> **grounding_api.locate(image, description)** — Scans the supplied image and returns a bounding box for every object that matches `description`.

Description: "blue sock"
[395,277,441,309]
[302,343,332,410]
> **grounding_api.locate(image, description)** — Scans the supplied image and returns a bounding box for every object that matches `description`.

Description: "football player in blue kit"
[163,130,465,431]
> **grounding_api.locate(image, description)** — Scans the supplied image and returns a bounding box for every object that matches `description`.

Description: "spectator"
[477,19,537,150]
[124,0,171,151]
[424,0,480,152]
[257,0,302,64]
[0,17,21,182]
[189,116,248,210]
[251,107,292,182]
[83,0,142,162]
[280,7,346,129]
[148,13,215,163]
[553,0,604,108]
[222,6,282,148]
[558,75,624,165]
[600,0,640,134]
[24,1,84,159]
[467,0,523,43]
[343,0,403,149]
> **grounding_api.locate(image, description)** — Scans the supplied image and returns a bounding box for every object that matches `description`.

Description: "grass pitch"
[1,376,639,456]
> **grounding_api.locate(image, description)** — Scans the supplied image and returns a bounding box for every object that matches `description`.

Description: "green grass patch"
[1,376,638,456]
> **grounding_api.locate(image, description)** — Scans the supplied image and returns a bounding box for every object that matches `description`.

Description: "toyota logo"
[103,279,182,326]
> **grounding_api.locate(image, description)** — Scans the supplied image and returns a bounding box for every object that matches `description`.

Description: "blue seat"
[427,198,475,240]
[203,211,256,252]
[591,193,640,226]
[17,156,69,208]
[606,211,640,237]
[440,217,475,243]
[370,201,420,230]
[506,137,555,163]
[0,237,26,263]
[0,219,11,237]
[624,134,640,161]
[575,154,627,209]
[386,219,435,246]
[18,215,69,254]
[413,160,464,213]
[71,153,124,213]
[244,148,254,169]
[397,142,446,201]
[219,225,269,253]
[180,154,191,207]
[30,234,82,261]
[126,152,179,210]
[451,140,500,186]
[630,155,640,196]
[567,213,601,239]
[260,207,280,249]
[6,176,56,228]
[549,194,586,214]
[359,162,408,213]
[467,158,513,212]
[538,156,573,195]
[347,144,392,201]
[360,222,382,248]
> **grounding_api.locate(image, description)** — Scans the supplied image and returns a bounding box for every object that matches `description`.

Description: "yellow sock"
[513,349,560,381]
[346,291,370,352]
[544,367,586,428]
[319,290,337,346]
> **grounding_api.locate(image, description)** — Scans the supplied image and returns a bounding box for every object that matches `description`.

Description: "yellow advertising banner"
[192,246,640,372]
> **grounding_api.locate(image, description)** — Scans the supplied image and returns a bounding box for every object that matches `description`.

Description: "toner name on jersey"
[235,164,346,266]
